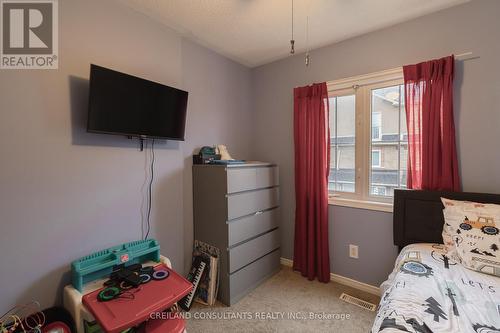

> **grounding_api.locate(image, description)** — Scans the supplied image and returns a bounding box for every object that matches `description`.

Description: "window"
[371,113,381,141]
[329,93,356,193]
[327,68,407,210]
[370,84,407,198]
[371,186,386,196]
[371,149,381,168]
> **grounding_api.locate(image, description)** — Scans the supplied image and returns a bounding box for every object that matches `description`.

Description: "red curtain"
[293,82,331,283]
[403,55,460,191]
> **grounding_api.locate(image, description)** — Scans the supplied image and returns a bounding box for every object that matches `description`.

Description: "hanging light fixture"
[290,0,295,54]
[305,0,311,66]
[289,0,311,66]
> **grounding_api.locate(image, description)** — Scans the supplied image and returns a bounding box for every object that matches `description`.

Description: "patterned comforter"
[372,243,500,333]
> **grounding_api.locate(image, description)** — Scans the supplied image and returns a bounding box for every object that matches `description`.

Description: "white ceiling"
[118,0,469,68]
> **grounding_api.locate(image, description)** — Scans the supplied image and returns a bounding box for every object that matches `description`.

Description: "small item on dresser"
[193,146,221,164]
[212,145,246,163]
[215,144,233,160]
[210,159,246,165]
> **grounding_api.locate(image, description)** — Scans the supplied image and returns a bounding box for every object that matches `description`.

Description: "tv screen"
[87,64,188,140]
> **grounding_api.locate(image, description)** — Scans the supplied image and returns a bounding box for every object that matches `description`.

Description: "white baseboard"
[280,257,293,267]
[280,257,380,296]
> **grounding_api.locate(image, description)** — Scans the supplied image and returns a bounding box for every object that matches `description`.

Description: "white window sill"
[328,196,393,213]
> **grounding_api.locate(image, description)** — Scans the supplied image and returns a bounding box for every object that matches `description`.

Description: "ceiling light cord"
[305,15,310,66]
[290,0,295,54]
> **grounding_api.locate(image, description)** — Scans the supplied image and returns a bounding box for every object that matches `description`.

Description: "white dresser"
[192,161,280,305]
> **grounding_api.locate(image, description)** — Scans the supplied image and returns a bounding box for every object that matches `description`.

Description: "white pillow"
[441,198,468,254]
[441,197,500,277]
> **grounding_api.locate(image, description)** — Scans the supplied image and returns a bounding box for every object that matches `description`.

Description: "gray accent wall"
[0,0,253,313]
[329,206,397,287]
[252,0,500,286]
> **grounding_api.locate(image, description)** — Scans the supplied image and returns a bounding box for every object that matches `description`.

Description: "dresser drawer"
[228,208,279,246]
[228,229,280,273]
[227,166,278,193]
[228,249,280,304]
[227,187,279,220]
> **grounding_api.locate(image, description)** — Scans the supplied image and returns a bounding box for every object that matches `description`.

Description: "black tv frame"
[86,64,188,142]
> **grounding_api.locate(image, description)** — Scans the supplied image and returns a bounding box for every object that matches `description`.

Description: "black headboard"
[393,189,500,250]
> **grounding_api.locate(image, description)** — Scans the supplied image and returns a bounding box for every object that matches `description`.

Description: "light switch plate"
[349,244,359,259]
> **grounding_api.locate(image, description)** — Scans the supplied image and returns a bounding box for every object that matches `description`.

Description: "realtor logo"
[1,0,58,69]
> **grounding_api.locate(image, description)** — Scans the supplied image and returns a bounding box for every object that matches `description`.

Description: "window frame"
[327,68,404,212]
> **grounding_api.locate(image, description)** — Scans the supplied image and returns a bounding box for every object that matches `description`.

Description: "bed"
[371,189,500,333]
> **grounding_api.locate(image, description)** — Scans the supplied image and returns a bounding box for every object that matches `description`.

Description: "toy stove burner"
[140,273,152,284]
[152,270,169,281]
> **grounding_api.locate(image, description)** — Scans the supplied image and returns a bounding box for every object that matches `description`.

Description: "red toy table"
[82,264,192,333]
[145,317,185,333]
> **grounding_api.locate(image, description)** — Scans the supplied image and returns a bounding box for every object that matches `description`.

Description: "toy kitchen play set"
[63,240,192,333]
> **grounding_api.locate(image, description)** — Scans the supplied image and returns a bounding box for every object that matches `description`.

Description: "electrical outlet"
[349,244,359,259]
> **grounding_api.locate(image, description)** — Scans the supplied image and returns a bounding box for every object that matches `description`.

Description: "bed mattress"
[372,243,500,332]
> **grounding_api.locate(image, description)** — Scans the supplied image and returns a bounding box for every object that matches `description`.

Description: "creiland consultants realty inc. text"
[151,311,352,321]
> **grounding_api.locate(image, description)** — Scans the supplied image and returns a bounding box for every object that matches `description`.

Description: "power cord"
[144,139,155,240]
[0,301,45,333]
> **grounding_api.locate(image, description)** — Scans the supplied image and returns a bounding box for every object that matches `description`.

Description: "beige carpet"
[186,266,379,333]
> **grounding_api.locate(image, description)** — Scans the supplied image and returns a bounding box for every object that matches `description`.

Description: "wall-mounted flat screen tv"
[87,64,188,141]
